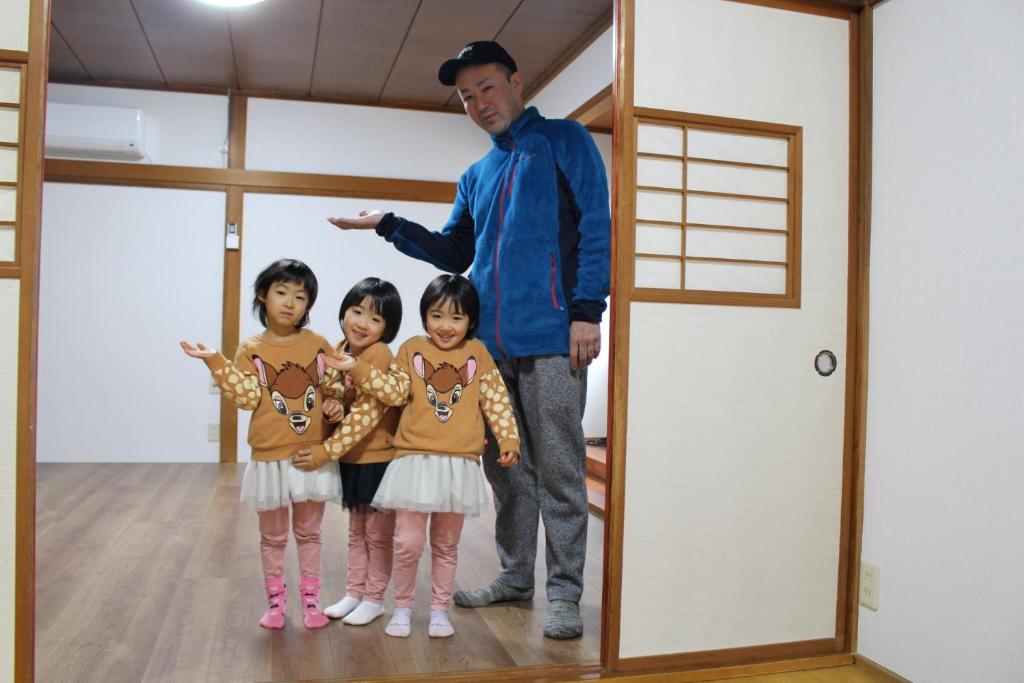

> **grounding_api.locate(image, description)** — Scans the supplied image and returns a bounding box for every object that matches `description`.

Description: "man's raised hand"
[327,210,387,231]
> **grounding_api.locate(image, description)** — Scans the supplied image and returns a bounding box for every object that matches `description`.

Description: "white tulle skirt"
[239,459,343,512]
[371,454,489,517]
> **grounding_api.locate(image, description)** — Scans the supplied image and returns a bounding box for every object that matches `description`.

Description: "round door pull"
[815,350,837,377]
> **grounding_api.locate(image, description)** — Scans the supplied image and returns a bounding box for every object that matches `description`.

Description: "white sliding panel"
[38,184,225,462]
[0,278,18,673]
[620,0,850,658]
[0,1,29,671]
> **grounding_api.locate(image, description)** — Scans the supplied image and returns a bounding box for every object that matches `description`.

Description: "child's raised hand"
[498,450,519,468]
[324,350,357,372]
[323,399,343,423]
[180,341,216,359]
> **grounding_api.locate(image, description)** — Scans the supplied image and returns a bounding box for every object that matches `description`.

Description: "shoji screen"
[618,0,850,659]
[1,0,31,672]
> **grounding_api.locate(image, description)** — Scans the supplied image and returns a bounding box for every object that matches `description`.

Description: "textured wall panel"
[860,1,1024,680]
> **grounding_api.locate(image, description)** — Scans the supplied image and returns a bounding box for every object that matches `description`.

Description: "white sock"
[428,609,454,638]
[385,607,412,638]
[342,600,384,625]
[324,594,361,619]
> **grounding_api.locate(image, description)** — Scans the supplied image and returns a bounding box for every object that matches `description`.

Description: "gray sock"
[543,600,583,640]
[453,580,534,608]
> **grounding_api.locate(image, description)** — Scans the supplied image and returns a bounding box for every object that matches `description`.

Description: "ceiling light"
[195,0,269,7]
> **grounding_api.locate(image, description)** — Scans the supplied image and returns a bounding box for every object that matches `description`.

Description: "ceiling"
[47,0,613,113]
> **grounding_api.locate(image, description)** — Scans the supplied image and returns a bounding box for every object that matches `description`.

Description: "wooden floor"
[36,463,604,683]
[732,666,884,683]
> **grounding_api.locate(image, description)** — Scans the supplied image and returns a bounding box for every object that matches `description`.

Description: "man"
[327,41,610,639]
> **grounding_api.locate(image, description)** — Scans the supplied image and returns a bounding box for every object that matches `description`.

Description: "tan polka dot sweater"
[204,329,337,462]
[348,335,520,462]
[308,341,400,468]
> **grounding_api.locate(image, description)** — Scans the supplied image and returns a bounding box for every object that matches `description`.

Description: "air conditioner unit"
[45,102,146,161]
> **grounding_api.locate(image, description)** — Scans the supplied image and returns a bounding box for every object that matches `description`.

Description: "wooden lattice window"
[0,62,25,263]
[631,109,802,307]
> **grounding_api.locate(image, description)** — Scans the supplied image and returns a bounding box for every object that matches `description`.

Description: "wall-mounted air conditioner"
[45,102,146,161]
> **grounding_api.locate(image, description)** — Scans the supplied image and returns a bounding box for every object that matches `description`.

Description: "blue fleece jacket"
[375,107,611,360]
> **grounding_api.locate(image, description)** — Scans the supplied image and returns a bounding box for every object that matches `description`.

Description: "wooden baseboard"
[605,653,854,681]
[854,654,912,682]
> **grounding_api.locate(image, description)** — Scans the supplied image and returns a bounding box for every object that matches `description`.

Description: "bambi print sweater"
[204,328,336,462]
[308,341,400,468]
[348,335,520,462]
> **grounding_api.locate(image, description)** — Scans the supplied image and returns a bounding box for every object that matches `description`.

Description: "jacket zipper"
[549,253,560,309]
[494,147,520,358]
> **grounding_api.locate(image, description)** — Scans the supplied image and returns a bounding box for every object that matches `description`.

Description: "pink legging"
[345,508,396,603]
[257,500,325,579]
[392,510,465,610]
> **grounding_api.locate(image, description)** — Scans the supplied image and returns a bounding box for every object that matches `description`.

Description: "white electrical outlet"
[859,560,879,610]
[207,423,220,442]
[209,375,220,394]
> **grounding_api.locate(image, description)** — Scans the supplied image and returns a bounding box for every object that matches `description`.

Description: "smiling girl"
[292,277,403,627]
[181,258,339,630]
[328,274,520,639]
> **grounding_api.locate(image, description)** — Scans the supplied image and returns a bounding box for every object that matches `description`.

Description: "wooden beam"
[44,77,468,116]
[568,85,613,128]
[839,2,873,654]
[219,93,247,463]
[603,0,636,670]
[43,159,457,203]
[0,49,30,63]
[725,0,858,18]
[15,1,49,681]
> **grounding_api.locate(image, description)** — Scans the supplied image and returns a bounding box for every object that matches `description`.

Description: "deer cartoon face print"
[252,350,326,435]
[412,352,476,423]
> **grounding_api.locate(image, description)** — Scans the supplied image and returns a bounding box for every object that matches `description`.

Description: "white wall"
[859,2,1024,680]
[46,84,229,167]
[245,98,488,181]
[528,26,612,120]
[584,132,612,439]
[38,183,225,462]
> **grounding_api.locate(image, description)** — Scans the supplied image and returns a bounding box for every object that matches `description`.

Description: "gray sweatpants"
[482,355,589,603]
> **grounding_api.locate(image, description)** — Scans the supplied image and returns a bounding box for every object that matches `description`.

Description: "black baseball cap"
[438,41,518,86]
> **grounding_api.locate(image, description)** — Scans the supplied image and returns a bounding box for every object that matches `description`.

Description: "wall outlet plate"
[859,560,879,611]
[207,423,220,442]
